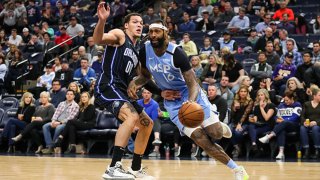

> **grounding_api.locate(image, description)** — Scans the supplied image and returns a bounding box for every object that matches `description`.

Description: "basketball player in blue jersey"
[128,20,249,180]
[93,2,154,179]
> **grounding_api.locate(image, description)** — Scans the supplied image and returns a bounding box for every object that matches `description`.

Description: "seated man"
[227,7,250,34]
[41,90,80,154]
[73,57,96,91]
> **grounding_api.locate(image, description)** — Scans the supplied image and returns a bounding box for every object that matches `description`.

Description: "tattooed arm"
[182,69,199,102]
[127,64,152,99]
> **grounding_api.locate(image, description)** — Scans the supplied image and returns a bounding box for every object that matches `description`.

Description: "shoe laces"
[114,164,127,174]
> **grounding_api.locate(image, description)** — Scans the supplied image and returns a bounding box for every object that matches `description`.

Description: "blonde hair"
[255,89,271,106]
[68,82,81,94]
[39,91,51,102]
[240,76,250,86]
[191,55,202,68]
[79,91,92,112]
[234,86,251,106]
[285,77,304,91]
[20,92,35,107]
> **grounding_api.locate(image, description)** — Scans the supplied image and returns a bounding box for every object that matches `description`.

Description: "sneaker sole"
[221,122,232,138]
[102,174,135,180]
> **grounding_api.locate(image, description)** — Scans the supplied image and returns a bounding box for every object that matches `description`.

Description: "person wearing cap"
[255,14,272,34]
[21,28,31,46]
[216,30,238,54]
[196,9,214,31]
[227,7,250,33]
[55,60,74,89]
[178,12,196,32]
[272,52,296,95]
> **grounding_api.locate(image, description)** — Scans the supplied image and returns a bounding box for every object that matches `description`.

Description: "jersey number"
[125,61,134,74]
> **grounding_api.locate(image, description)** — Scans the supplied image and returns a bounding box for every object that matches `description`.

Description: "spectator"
[255,27,274,52]
[57,7,68,24]
[190,55,203,81]
[142,7,160,32]
[41,8,58,26]
[179,33,198,57]
[208,84,228,123]
[277,13,295,34]
[278,29,298,55]
[280,39,302,67]
[184,0,199,20]
[52,56,62,72]
[216,30,238,54]
[66,16,85,38]
[197,0,213,18]
[41,90,79,154]
[0,29,7,51]
[50,79,66,107]
[199,37,215,60]
[0,54,7,95]
[54,91,96,154]
[54,26,72,54]
[259,91,302,159]
[55,61,74,89]
[247,0,266,15]
[4,44,17,66]
[250,51,273,89]
[227,7,250,33]
[168,1,184,25]
[272,52,296,95]
[68,5,81,23]
[255,14,272,34]
[313,14,320,34]
[11,91,55,154]
[222,53,245,93]
[272,0,294,21]
[41,21,54,38]
[109,0,126,28]
[0,1,20,34]
[196,10,214,31]
[294,15,308,35]
[69,50,81,70]
[178,12,196,32]
[217,76,234,109]
[86,37,98,61]
[0,92,35,153]
[42,32,56,67]
[209,5,221,26]
[73,57,96,91]
[312,42,320,64]
[230,86,254,158]
[15,0,27,32]
[247,29,259,48]
[265,0,280,14]
[295,51,313,86]
[285,77,307,104]
[200,54,222,91]
[21,27,31,46]
[218,1,235,24]
[270,21,280,39]
[304,62,320,88]
[68,82,81,103]
[8,29,22,47]
[23,34,42,53]
[265,41,280,70]
[78,46,92,65]
[248,89,276,152]
[300,88,320,159]
[91,51,103,79]
[26,0,41,26]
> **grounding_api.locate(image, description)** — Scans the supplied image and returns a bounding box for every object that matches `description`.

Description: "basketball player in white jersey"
[128,20,249,180]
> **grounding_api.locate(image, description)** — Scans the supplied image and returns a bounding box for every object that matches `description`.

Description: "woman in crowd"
[52,56,62,72]
[300,88,320,159]
[200,54,222,91]
[68,82,81,103]
[230,86,254,158]
[313,14,320,34]
[5,49,26,93]
[1,92,36,153]
[248,89,276,151]
[222,53,245,93]
[285,77,307,104]
[54,92,96,154]
[0,54,7,95]
[190,55,203,83]
[252,78,277,105]
[12,91,55,153]
[259,91,302,159]
[294,15,308,35]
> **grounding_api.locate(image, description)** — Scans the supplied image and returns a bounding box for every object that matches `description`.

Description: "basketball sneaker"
[127,166,155,179]
[148,150,160,157]
[102,162,135,180]
[152,138,162,146]
[233,166,249,180]
[259,134,270,144]
[174,146,181,157]
[191,146,199,157]
[221,122,232,138]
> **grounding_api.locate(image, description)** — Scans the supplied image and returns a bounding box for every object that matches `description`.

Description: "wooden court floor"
[0,155,320,180]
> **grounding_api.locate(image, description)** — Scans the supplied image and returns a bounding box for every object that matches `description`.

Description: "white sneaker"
[201,150,208,157]
[174,146,181,157]
[276,152,285,160]
[152,139,162,145]
[191,146,199,157]
[258,135,270,144]
[221,122,232,138]
[102,162,135,180]
[233,166,249,180]
[127,166,155,179]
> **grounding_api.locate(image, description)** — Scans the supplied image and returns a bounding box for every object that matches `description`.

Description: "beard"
[150,35,165,48]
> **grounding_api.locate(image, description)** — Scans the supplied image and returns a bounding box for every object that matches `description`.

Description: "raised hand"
[97,2,110,22]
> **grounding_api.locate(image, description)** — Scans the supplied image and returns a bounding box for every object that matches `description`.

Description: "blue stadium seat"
[0,108,18,131]
[241,58,257,75]
[0,97,19,111]
[308,34,320,43]
[0,108,5,128]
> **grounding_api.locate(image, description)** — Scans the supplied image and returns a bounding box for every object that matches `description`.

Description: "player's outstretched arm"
[183,69,199,102]
[93,2,125,46]
[127,65,152,99]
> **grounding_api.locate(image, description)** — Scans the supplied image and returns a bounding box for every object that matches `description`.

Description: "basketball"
[178,102,204,128]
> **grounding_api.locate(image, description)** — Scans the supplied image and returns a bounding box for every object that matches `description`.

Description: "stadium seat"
[0,108,18,134]
[0,97,19,111]
[241,58,257,75]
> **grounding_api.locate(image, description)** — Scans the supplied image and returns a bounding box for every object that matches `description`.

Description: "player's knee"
[207,123,223,140]
[191,128,206,140]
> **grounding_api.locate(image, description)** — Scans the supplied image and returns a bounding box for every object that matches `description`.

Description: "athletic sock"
[131,153,143,171]
[110,146,125,167]
[227,159,238,169]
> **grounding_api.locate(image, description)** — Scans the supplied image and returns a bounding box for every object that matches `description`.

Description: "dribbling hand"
[97,2,110,21]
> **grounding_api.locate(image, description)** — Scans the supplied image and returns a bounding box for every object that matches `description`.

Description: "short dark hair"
[303,51,312,57]
[66,89,75,95]
[313,41,320,46]
[123,13,142,24]
[52,79,61,85]
[81,57,89,62]
[284,90,295,100]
